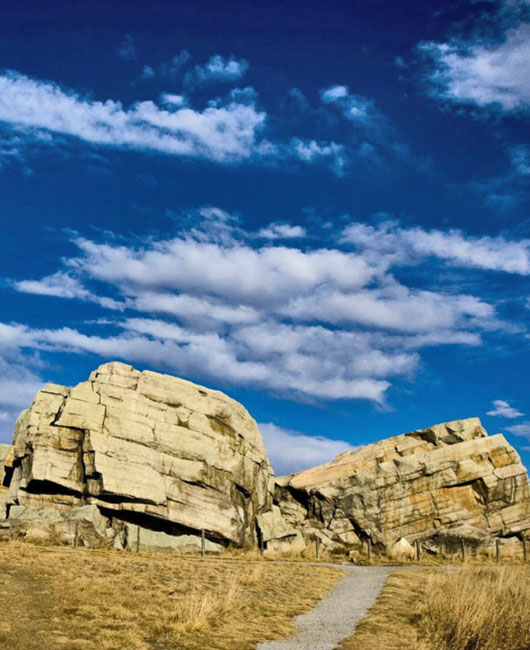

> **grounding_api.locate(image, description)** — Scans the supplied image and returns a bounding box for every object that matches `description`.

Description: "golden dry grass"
[340,566,530,650]
[0,541,342,650]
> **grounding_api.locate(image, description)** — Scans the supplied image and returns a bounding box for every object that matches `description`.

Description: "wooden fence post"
[496,538,500,563]
[367,538,372,561]
[137,526,141,553]
[461,539,466,562]
[259,535,264,557]
[74,521,79,548]
[416,539,421,562]
[201,528,205,557]
[315,537,320,559]
[523,538,527,563]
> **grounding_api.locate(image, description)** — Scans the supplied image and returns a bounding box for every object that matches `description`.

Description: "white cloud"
[341,220,530,275]
[288,137,348,173]
[280,285,494,334]
[14,271,125,310]
[506,422,530,439]
[5,209,514,405]
[321,85,349,101]
[0,71,351,175]
[186,55,249,85]
[0,329,48,442]
[0,71,267,163]
[421,22,530,112]
[256,222,306,240]
[72,235,376,308]
[259,422,356,475]
[487,399,524,418]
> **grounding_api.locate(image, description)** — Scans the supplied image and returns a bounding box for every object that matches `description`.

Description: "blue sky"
[1,0,530,474]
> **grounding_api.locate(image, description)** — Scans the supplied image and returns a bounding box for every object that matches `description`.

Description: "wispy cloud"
[0,71,350,174]
[320,84,384,132]
[0,71,267,162]
[341,220,530,275]
[487,399,524,418]
[142,50,192,81]
[506,422,530,439]
[116,34,137,61]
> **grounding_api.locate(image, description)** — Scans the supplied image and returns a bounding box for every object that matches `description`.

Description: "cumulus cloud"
[341,220,530,275]
[256,222,307,240]
[487,399,524,418]
[7,208,510,405]
[421,21,530,112]
[288,138,348,174]
[259,422,356,475]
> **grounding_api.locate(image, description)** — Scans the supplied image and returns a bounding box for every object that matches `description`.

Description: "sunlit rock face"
[274,418,530,550]
[3,365,530,555]
[3,362,274,548]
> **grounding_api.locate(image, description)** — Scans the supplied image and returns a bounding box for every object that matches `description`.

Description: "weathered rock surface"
[2,363,530,556]
[274,418,530,550]
[0,443,10,518]
[3,361,274,549]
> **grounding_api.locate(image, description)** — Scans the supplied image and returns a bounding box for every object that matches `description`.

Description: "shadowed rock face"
[3,362,274,547]
[274,418,530,549]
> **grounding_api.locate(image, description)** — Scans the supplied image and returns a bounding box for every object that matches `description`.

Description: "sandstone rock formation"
[274,418,530,551]
[2,362,529,555]
[2,362,274,549]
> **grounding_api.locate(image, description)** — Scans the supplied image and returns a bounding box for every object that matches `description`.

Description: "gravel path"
[256,564,391,650]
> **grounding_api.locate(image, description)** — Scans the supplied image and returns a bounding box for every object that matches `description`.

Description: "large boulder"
[3,362,274,549]
[274,418,530,550]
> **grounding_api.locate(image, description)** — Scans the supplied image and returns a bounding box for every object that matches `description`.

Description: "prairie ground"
[0,541,342,650]
[340,565,530,650]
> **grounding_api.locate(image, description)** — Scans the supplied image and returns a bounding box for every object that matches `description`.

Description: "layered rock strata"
[274,418,530,551]
[2,362,274,549]
[2,362,530,555]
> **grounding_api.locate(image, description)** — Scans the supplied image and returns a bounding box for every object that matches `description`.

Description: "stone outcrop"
[274,418,530,551]
[2,362,530,555]
[2,362,274,549]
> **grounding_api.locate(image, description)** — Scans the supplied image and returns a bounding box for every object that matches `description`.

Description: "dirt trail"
[256,564,391,650]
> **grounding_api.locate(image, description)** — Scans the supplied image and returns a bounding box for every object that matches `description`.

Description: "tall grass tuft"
[420,567,530,650]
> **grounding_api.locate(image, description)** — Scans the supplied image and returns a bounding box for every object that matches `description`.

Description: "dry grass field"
[340,566,530,650]
[0,541,342,650]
